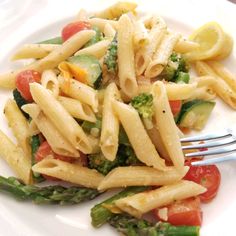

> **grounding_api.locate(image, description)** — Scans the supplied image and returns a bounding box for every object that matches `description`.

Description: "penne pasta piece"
[98,166,189,190]
[174,38,200,53]
[117,14,138,98]
[11,44,59,60]
[113,100,167,170]
[58,76,98,112]
[58,96,96,122]
[0,129,32,184]
[94,1,137,19]
[115,180,206,218]
[135,24,166,76]
[100,83,120,161]
[207,61,236,92]
[195,61,236,109]
[28,120,40,136]
[4,99,31,158]
[145,33,180,78]
[32,158,104,189]
[76,8,89,21]
[0,30,95,89]
[30,83,92,153]
[152,81,185,169]
[133,20,149,49]
[41,69,59,97]
[88,18,118,31]
[104,23,116,38]
[74,39,111,58]
[22,103,80,158]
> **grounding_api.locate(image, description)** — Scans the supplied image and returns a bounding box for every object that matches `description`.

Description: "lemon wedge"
[186,22,233,61]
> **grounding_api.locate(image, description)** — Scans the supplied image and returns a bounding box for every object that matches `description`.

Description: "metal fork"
[180,128,236,166]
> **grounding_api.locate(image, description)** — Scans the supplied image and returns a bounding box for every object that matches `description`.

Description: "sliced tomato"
[154,197,202,226]
[184,161,221,202]
[169,100,182,116]
[16,70,41,102]
[61,21,91,41]
[35,141,75,180]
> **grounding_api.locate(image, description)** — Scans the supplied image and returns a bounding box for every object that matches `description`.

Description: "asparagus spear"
[108,214,200,236]
[91,186,150,228]
[0,176,100,205]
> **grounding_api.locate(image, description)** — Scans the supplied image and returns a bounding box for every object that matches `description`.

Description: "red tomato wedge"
[35,141,75,180]
[61,21,91,41]
[16,70,41,102]
[169,100,182,116]
[154,197,202,226]
[184,161,221,202]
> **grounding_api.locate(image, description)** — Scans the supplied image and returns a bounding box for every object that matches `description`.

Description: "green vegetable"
[177,100,215,130]
[131,93,154,119]
[119,126,130,146]
[161,53,189,82]
[13,89,29,119]
[81,118,102,137]
[38,36,63,44]
[175,71,190,84]
[91,186,149,227]
[30,135,45,182]
[88,145,141,175]
[109,214,200,236]
[84,26,103,47]
[0,176,100,205]
[68,55,102,89]
[104,35,118,73]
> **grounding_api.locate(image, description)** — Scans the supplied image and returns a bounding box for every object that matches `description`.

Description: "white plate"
[0,0,236,235]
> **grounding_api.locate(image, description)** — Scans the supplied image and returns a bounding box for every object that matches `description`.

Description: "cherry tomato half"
[184,161,221,202]
[169,100,182,116]
[15,70,41,102]
[61,21,91,41]
[154,197,202,226]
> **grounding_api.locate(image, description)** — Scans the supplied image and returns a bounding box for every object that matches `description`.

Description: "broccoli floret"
[130,93,154,119]
[84,26,103,47]
[104,35,118,73]
[88,145,141,175]
[161,53,189,82]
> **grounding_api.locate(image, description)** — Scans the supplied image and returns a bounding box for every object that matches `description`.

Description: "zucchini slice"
[177,100,215,130]
[68,55,102,89]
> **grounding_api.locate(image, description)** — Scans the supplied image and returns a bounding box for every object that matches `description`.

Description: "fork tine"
[185,144,236,157]
[182,138,236,150]
[180,131,231,143]
[191,153,236,166]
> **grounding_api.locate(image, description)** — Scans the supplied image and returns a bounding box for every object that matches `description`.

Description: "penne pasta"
[88,18,118,31]
[145,33,180,78]
[195,61,236,109]
[94,1,137,19]
[174,38,200,53]
[58,95,96,122]
[117,14,138,98]
[32,158,104,189]
[76,8,89,21]
[4,99,31,158]
[115,180,206,218]
[74,39,111,58]
[0,129,32,184]
[30,83,92,153]
[41,69,59,97]
[103,23,116,38]
[0,30,95,89]
[113,100,167,170]
[152,81,185,169]
[98,166,189,190]
[133,20,149,49]
[11,44,59,60]
[100,83,120,161]
[22,103,80,158]
[58,76,98,112]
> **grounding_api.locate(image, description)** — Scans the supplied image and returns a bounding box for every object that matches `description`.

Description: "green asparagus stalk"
[108,214,200,236]
[91,186,150,228]
[0,176,100,205]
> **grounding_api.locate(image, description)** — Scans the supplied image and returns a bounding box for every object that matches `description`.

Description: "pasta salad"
[0,1,235,236]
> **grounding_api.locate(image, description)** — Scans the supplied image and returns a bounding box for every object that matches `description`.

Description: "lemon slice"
[186,22,233,61]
